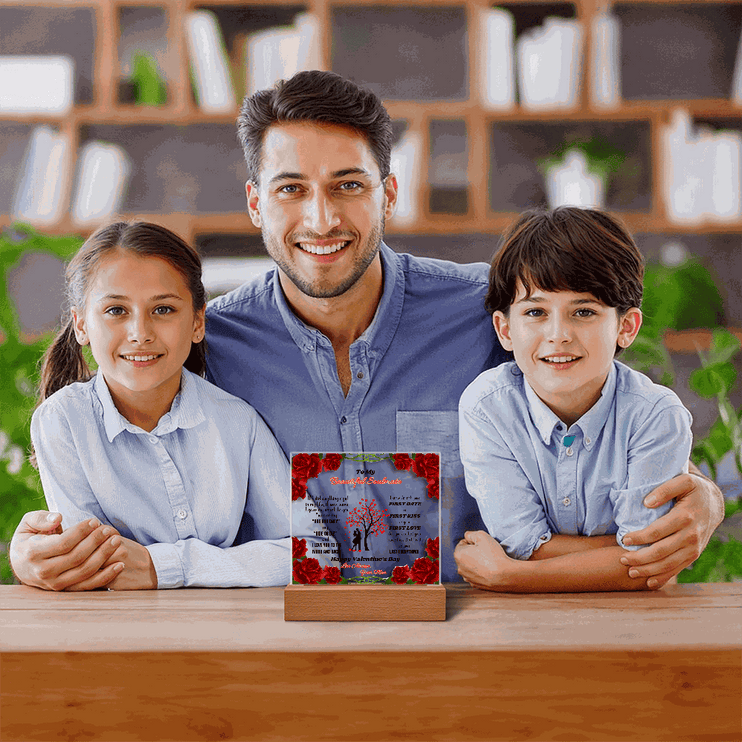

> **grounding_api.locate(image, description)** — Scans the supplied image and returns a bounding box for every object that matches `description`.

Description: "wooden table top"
[2,583,740,654]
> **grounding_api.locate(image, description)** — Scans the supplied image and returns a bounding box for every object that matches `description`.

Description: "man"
[10,70,723,589]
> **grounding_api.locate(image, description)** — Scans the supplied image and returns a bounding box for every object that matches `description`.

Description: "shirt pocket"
[395,410,463,478]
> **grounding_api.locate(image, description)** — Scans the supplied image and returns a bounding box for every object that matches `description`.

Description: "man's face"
[246,121,398,299]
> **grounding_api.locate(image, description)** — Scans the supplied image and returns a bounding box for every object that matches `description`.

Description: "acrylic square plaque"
[285,452,445,621]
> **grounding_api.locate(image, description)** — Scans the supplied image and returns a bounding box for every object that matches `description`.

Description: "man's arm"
[9,511,123,591]
[619,465,725,588]
[455,530,651,592]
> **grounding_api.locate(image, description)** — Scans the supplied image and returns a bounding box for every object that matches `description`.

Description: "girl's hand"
[101,536,158,591]
[454,530,516,590]
[9,511,123,591]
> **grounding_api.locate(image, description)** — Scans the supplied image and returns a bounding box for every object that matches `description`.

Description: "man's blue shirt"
[205,242,509,580]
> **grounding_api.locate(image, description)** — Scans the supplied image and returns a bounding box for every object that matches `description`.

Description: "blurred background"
[1,0,742,583]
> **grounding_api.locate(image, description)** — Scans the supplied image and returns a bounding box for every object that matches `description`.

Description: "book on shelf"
[662,109,742,225]
[590,12,621,109]
[245,13,321,97]
[185,10,236,113]
[71,142,131,226]
[517,17,583,110]
[12,126,72,226]
[390,131,422,227]
[477,7,515,110]
[0,55,74,115]
[732,24,742,103]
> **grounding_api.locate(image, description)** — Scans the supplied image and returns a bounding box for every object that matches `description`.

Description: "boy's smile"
[494,281,642,426]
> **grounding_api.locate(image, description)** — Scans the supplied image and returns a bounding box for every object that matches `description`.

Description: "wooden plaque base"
[284,584,446,621]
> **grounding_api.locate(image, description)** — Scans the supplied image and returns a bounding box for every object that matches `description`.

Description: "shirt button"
[585,437,591,445]
[565,447,573,457]
[177,509,187,520]
[562,497,571,506]
[340,416,347,424]
[149,435,157,444]
[356,372,364,379]
[540,535,549,541]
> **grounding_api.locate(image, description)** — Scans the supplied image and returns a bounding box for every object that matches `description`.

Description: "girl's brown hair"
[37,221,207,404]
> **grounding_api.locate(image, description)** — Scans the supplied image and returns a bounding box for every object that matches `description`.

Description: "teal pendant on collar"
[562,435,575,447]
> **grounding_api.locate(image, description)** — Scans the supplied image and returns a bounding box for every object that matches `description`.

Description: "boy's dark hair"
[237,70,394,185]
[38,221,207,405]
[485,207,644,319]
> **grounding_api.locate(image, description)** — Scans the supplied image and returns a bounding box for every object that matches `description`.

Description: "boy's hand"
[9,511,123,591]
[454,530,514,590]
[620,470,724,588]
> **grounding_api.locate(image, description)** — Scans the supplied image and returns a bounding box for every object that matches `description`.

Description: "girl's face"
[71,250,205,420]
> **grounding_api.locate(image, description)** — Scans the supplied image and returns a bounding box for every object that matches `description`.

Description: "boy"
[455,207,692,592]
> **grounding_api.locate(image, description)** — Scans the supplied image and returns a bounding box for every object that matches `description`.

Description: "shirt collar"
[272,241,405,360]
[94,369,205,442]
[523,361,617,449]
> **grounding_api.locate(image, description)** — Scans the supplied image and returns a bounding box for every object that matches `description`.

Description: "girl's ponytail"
[37,318,91,403]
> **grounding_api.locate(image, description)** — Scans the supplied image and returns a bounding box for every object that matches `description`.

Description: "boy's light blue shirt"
[459,360,693,560]
[30,369,320,588]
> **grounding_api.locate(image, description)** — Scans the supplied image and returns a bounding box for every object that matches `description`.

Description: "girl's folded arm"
[147,411,333,589]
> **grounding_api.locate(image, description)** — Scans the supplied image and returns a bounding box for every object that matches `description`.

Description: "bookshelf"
[1,0,742,254]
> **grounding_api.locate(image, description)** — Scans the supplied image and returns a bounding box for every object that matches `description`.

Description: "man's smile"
[296,240,350,255]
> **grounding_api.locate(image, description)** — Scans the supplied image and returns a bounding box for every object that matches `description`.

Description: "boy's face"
[493,281,642,426]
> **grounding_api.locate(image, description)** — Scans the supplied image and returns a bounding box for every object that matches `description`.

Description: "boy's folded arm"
[528,534,617,560]
[459,402,554,559]
[456,531,650,593]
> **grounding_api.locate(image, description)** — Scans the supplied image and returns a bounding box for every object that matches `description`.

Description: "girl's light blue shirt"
[31,369,319,588]
[459,361,693,560]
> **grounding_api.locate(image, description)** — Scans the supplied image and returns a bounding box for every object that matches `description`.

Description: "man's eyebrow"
[269,172,305,185]
[268,167,372,185]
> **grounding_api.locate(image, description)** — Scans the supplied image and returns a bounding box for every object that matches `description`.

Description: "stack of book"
[662,109,742,225]
[13,127,131,228]
[477,8,621,110]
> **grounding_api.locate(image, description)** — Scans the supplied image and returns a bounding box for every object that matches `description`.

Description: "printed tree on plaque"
[345,498,389,551]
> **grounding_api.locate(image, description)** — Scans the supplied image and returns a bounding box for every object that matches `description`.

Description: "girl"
[31,221,320,590]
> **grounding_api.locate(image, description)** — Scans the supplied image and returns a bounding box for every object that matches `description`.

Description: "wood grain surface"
[1,584,740,742]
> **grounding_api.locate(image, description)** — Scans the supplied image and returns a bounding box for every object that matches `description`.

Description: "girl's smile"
[72,251,205,430]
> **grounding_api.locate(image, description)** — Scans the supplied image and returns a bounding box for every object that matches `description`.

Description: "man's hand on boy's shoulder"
[620,468,725,588]
[9,511,123,591]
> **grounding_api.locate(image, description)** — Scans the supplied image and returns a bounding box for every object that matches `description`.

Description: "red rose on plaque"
[292,478,307,501]
[322,566,342,584]
[321,454,343,472]
[412,453,439,481]
[391,565,412,584]
[293,557,324,584]
[425,537,439,560]
[426,478,440,500]
[411,556,439,584]
[292,453,322,481]
[292,537,308,560]
[392,454,413,471]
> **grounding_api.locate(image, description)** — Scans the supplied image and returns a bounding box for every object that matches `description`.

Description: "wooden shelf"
[1,0,742,246]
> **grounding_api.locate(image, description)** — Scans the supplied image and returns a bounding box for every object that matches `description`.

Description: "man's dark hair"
[237,70,394,185]
[485,207,644,320]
